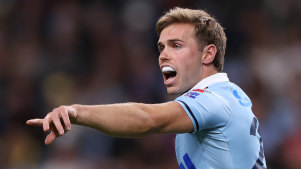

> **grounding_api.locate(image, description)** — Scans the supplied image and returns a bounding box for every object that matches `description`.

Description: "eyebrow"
[157,39,183,47]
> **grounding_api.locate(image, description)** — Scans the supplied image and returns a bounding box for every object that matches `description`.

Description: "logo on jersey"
[233,90,251,107]
[179,153,196,169]
[184,92,200,99]
[184,88,210,99]
[192,89,205,93]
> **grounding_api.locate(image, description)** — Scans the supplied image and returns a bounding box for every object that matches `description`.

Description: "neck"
[200,66,219,81]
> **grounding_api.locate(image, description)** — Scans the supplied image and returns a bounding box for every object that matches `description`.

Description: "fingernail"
[60,130,64,135]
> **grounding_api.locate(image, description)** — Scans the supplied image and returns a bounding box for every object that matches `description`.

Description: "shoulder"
[175,83,232,130]
[177,82,232,109]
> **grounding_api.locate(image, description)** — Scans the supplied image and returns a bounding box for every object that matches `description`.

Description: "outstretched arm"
[26,102,193,145]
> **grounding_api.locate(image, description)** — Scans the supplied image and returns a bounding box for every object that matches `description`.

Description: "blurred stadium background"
[0,0,301,168]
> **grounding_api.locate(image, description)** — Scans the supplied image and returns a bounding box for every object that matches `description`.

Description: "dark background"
[0,0,301,168]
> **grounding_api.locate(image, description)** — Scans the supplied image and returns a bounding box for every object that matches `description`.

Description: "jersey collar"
[191,73,229,90]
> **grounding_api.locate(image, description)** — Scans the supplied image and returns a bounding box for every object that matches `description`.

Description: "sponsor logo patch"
[184,88,211,99]
[192,89,205,93]
[184,92,200,99]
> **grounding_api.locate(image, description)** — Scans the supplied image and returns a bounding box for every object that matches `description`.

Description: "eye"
[158,45,164,53]
[173,43,181,49]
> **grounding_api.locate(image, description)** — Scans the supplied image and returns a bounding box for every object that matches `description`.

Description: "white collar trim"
[191,73,229,90]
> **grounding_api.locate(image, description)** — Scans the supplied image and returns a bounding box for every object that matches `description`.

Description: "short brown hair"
[156,7,227,72]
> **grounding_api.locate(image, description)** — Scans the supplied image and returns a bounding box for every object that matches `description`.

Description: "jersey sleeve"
[175,90,232,133]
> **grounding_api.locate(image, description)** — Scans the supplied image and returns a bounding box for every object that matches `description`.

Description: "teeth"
[162,66,175,73]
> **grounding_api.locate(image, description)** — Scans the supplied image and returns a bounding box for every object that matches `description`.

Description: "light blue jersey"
[175,73,267,169]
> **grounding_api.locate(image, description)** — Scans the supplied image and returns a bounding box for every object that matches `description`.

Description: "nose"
[159,48,171,63]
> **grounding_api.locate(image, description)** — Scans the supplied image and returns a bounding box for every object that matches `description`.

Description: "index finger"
[26,119,44,127]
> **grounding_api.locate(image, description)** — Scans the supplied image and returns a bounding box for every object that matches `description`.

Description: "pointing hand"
[26,106,77,145]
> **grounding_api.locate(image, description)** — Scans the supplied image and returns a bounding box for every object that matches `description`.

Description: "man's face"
[158,23,204,95]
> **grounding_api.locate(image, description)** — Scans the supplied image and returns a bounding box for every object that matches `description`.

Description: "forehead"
[159,23,195,42]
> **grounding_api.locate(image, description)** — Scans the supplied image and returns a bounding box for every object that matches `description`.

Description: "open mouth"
[162,66,177,82]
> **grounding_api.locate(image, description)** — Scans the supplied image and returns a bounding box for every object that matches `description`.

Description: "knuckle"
[61,107,69,116]
[53,108,61,116]
[46,114,52,120]
[61,105,67,111]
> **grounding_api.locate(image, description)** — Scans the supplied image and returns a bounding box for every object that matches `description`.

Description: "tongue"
[162,66,175,73]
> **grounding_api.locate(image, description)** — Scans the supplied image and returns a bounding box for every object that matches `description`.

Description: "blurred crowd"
[0,0,300,168]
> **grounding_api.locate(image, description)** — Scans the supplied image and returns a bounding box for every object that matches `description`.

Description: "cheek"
[179,54,201,73]
[175,47,202,74]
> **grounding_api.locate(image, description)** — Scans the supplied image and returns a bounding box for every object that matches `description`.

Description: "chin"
[167,86,186,95]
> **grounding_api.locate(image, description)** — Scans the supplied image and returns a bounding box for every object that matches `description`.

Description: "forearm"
[26,101,192,144]
[72,103,158,138]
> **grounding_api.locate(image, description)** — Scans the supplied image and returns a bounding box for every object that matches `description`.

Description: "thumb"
[45,131,59,145]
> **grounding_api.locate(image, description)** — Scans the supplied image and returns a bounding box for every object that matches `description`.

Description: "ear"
[201,44,217,64]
